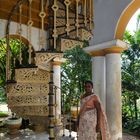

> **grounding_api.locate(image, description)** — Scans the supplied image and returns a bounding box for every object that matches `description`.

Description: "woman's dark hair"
[84,80,93,87]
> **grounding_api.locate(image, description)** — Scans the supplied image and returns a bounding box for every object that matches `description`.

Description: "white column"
[52,58,65,125]
[106,53,122,140]
[84,39,128,140]
[53,62,61,125]
[92,56,106,110]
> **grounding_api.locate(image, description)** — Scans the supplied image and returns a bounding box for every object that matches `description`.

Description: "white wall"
[1,1,133,48]
[0,19,47,51]
[91,0,132,45]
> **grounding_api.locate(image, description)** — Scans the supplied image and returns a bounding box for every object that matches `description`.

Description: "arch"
[8,34,36,62]
[9,34,34,49]
[2,34,35,53]
[115,0,140,39]
[1,34,35,51]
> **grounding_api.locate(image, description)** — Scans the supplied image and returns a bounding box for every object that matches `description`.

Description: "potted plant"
[71,106,80,119]
[70,98,80,119]
[6,113,22,134]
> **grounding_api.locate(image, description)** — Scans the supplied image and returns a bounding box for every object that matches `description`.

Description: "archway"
[115,0,140,39]
[114,1,140,138]
[83,2,140,139]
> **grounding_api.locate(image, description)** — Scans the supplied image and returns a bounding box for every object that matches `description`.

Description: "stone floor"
[0,129,139,140]
[123,133,140,140]
[0,128,78,140]
[0,104,139,140]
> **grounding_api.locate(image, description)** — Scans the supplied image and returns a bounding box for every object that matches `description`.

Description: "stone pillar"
[52,58,65,125]
[84,39,128,140]
[106,53,122,140]
[92,56,106,110]
[104,43,128,140]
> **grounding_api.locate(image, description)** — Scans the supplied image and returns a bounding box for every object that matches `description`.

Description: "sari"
[78,94,111,140]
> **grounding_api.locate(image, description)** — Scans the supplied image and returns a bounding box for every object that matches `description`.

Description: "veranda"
[0,0,139,140]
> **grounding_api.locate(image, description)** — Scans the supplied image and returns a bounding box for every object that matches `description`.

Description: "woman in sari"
[78,80,111,140]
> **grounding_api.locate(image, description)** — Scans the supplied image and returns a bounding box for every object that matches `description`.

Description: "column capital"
[84,39,129,56]
[52,57,66,66]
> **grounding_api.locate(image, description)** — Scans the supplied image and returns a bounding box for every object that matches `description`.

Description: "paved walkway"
[0,104,139,140]
[0,130,139,140]
[0,128,77,140]
[123,133,140,140]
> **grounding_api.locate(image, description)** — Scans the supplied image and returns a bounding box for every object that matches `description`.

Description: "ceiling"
[0,0,48,29]
[0,0,85,30]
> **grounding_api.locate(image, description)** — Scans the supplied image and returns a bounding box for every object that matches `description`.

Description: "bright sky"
[126,9,140,33]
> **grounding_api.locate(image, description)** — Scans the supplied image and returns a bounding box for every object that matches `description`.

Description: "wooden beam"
[0,9,48,30]
[0,0,48,30]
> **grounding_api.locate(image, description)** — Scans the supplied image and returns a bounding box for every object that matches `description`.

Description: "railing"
[6,0,94,80]
[5,0,93,139]
[48,0,94,51]
[52,84,80,139]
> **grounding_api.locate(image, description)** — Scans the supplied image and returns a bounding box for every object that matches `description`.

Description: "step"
[7,82,49,96]
[35,52,63,66]
[56,22,91,38]
[60,28,93,41]
[61,38,84,52]
[9,105,48,117]
[7,82,49,117]
[57,0,66,9]
[55,17,84,27]
[15,68,50,83]
[8,93,49,107]
[57,1,84,19]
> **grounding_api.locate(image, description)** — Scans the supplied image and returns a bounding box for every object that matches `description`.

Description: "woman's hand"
[96,123,100,132]
[97,132,101,140]
[77,114,80,128]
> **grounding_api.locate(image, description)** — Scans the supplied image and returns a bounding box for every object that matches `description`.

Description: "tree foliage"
[122,14,140,135]
[0,38,28,103]
[61,43,92,112]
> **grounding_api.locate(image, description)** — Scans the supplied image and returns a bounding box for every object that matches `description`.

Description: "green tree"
[61,44,92,112]
[0,38,29,103]
[122,14,140,134]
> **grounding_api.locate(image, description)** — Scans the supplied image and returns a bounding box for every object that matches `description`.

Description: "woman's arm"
[95,98,101,132]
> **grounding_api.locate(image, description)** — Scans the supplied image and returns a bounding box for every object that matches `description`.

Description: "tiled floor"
[0,129,77,140]
[0,131,49,140]
[123,133,140,140]
[0,104,139,140]
[0,129,140,140]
